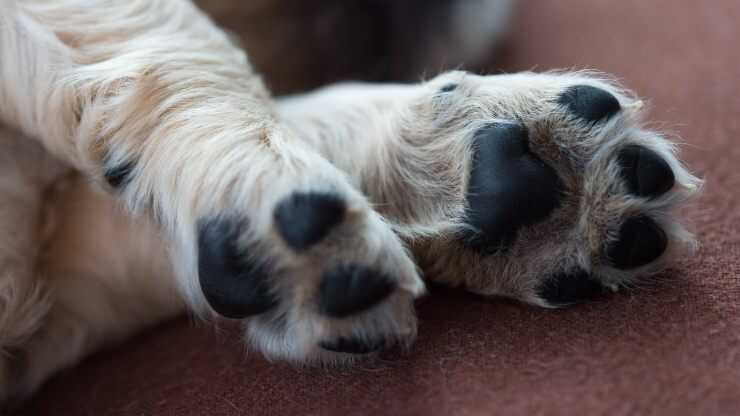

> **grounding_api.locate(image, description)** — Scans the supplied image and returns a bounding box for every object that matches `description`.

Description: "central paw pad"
[462,123,563,253]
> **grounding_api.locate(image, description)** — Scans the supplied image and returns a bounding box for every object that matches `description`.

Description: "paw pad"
[606,216,668,269]
[558,85,620,122]
[197,219,278,318]
[319,265,395,318]
[617,145,675,198]
[463,123,563,253]
[319,337,385,354]
[537,270,604,306]
[274,192,346,251]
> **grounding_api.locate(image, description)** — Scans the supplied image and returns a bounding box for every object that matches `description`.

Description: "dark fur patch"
[318,265,395,318]
[617,145,675,198]
[606,216,668,269]
[274,192,346,251]
[538,270,604,306]
[103,158,137,189]
[558,85,620,122]
[197,218,278,319]
[319,337,385,354]
[462,123,563,254]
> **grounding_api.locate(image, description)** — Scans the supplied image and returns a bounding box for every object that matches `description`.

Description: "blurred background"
[196,0,514,93]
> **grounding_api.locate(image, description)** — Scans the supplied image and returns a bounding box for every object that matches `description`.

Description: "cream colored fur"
[0,0,424,400]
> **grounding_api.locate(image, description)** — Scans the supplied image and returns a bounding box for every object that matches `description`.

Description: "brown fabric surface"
[18,1,740,415]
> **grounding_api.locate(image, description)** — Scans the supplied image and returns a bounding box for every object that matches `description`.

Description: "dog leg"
[0,0,424,372]
[0,124,67,402]
[4,174,182,400]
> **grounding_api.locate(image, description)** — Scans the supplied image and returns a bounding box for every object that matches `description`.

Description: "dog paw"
[100,108,426,364]
[385,71,701,306]
[191,176,424,363]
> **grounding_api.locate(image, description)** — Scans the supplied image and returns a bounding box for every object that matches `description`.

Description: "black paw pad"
[319,265,395,318]
[462,123,563,254]
[103,158,137,189]
[319,337,385,354]
[606,216,667,269]
[537,270,604,306]
[274,192,346,251]
[617,145,675,198]
[197,219,278,319]
[558,85,620,123]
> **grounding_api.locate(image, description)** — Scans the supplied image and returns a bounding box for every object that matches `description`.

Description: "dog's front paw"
[375,71,701,306]
[184,161,425,364]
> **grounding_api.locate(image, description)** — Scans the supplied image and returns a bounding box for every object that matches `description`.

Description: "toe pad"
[538,270,604,306]
[558,85,620,123]
[319,265,395,318]
[606,216,668,269]
[274,192,346,251]
[319,337,385,354]
[617,145,675,198]
[198,218,278,319]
